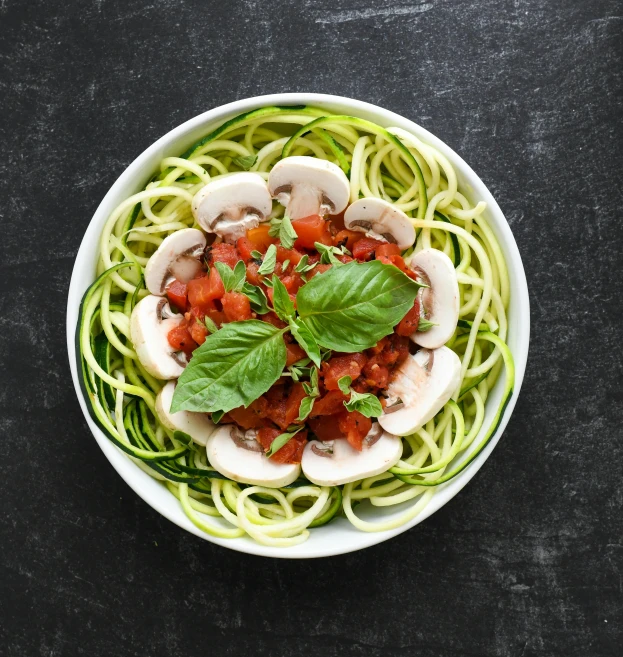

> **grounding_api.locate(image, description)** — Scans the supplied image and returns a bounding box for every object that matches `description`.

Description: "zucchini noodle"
[77,106,514,546]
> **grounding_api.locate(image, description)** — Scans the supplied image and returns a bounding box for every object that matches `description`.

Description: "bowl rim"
[66,92,530,558]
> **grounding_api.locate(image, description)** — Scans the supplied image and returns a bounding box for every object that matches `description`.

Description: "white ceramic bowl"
[67,93,530,558]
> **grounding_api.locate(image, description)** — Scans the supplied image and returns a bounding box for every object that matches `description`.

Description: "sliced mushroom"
[130,295,187,380]
[301,423,402,486]
[344,197,415,250]
[378,346,461,436]
[206,425,301,488]
[406,248,459,349]
[155,381,216,446]
[144,228,206,296]
[191,172,272,242]
[268,156,350,220]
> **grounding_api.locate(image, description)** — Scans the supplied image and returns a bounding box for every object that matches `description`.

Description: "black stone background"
[1,0,621,655]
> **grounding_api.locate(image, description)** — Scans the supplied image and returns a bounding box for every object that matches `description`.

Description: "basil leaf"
[211,410,225,424]
[269,215,298,249]
[294,254,318,274]
[417,318,437,332]
[257,244,277,276]
[296,260,421,352]
[266,426,304,457]
[344,390,383,418]
[232,154,258,170]
[297,396,315,422]
[281,259,290,272]
[337,375,352,395]
[171,320,287,413]
[204,316,219,334]
[272,275,295,321]
[302,367,320,397]
[289,317,321,367]
[315,242,343,266]
[214,260,246,293]
[250,249,263,261]
[242,282,269,314]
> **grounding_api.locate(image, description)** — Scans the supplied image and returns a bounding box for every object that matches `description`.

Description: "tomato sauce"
[166,214,415,463]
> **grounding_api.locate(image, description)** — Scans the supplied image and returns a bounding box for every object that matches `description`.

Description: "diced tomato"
[257,427,281,451]
[368,337,389,355]
[332,229,362,252]
[228,398,268,429]
[396,298,420,336]
[264,385,289,430]
[377,253,410,275]
[338,410,372,451]
[206,306,227,328]
[167,324,198,356]
[308,415,344,441]
[380,334,410,367]
[246,224,276,251]
[322,353,367,391]
[261,311,287,329]
[166,279,188,312]
[336,254,354,264]
[362,360,389,388]
[284,383,307,427]
[204,243,240,268]
[375,243,401,258]
[293,215,333,249]
[280,273,303,294]
[187,268,225,309]
[285,341,307,366]
[236,237,257,262]
[246,261,262,286]
[276,245,304,266]
[222,292,252,322]
[188,319,207,345]
[259,429,307,464]
[352,237,385,261]
[307,263,332,279]
[310,390,348,416]
[329,210,346,231]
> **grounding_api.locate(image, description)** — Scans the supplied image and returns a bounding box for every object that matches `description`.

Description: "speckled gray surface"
[1,0,622,655]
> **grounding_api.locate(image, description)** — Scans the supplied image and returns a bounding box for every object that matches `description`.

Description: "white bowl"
[66,93,530,558]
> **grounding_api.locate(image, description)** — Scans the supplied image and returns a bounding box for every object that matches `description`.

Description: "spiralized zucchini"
[78,106,514,546]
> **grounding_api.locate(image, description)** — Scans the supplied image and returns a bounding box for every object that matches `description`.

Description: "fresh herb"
[211,410,225,424]
[314,242,350,266]
[268,215,298,249]
[272,275,295,321]
[288,357,312,381]
[344,390,383,417]
[289,317,321,367]
[303,367,320,397]
[171,320,287,413]
[417,318,437,332]
[250,249,263,261]
[297,396,315,422]
[266,426,304,457]
[296,260,422,352]
[257,244,277,276]
[232,154,258,170]
[294,254,318,274]
[337,375,352,395]
[337,375,383,418]
[204,316,220,334]
[214,260,246,293]
[242,282,269,314]
[281,259,290,272]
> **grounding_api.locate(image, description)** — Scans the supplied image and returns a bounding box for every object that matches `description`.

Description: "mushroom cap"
[268,156,350,219]
[155,381,216,446]
[378,346,461,436]
[344,197,415,250]
[406,248,459,349]
[301,427,403,486]
[191,172,272,242]
[130,295,186,380]
[206,425,301,488]
[144,228,206,296]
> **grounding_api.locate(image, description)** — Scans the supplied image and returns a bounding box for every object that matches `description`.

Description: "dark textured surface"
[1,0,622,655]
